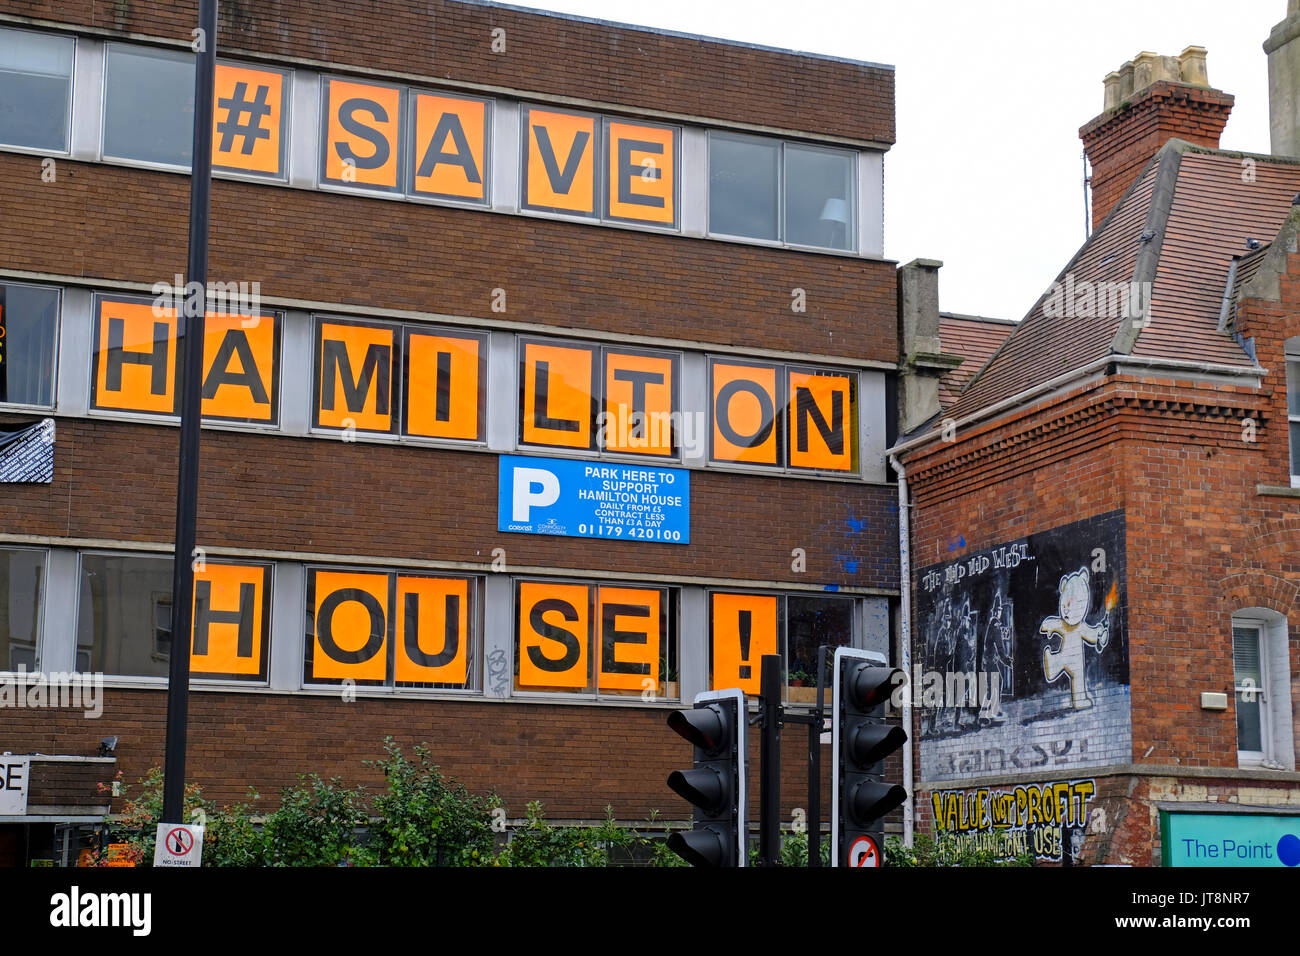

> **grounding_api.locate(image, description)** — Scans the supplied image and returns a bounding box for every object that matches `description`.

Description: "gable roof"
[945,141,1300,421]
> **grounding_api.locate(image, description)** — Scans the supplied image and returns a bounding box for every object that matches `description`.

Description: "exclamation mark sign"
[737,610,752,680]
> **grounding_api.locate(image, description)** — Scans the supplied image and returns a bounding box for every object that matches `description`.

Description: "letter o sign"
[310,571,390,681]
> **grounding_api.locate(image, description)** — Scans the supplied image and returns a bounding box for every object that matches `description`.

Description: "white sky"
[509,0,1285,320]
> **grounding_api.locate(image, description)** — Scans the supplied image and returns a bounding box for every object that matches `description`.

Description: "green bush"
[885,831,1035,867]
[261,775,369,867]
[360,739,496,866]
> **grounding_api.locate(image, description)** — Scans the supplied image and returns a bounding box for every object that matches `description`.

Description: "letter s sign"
[512,466,560,521]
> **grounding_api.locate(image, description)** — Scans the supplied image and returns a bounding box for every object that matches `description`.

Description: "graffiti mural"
[916,511,1130,782]
[930,778,1097,863]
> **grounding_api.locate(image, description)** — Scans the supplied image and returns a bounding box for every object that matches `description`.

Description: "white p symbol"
[513,467,560,521]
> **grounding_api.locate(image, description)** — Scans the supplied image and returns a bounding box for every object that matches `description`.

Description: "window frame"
[404,88,494,208]
[510,575,679,703]
[0,545,49,674]
[1232,619,1269,765]
[706,131,858,253]
[0,25,76,156]
[1285,338,1299,488]
[302,564,483,694]
[515,335,684,463]
[73,550,275,686]
[316,74,408,196]
[99,42,198,173]
[707,588,860,706]
[0,280,62,412]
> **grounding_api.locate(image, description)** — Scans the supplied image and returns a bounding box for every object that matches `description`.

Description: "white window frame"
[0,25,76,156]
[1286,337,1299,488]
[1231,608,1294,770]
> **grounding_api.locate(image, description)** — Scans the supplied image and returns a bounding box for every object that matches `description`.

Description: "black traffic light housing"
[666,688,746,867]
[831,648,907,867]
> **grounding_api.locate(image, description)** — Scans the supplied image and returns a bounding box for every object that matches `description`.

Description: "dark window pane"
[785,144,854,250]
[786,595,853,704]
[0,548,44,671]
[77,554,173,677]
[1291,421,1300,477]
[1286,358,1300,417]
[103,45,195,168]
[709,133,778,240]
[0,28,73,151]
[0,283,60,407]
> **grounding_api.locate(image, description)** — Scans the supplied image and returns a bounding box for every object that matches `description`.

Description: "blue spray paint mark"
[823,584,841,592]
[948,534,966,552]
[846,515,867,534]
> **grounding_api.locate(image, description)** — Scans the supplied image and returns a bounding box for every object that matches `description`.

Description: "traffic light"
[831,647,907,867]
[666,688,746,867]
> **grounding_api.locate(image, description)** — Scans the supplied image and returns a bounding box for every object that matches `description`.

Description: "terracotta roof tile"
[937,313,1016,408]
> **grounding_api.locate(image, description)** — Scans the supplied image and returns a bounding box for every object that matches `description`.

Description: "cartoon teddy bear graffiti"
[1039,567,1117,710]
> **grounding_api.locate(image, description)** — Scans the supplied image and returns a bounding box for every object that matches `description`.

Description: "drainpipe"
[888,452,914,846]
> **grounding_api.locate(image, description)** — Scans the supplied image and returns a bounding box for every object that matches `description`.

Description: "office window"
[709,132,779,241]
[709,133,857,251]
[77,554,272,680]
[304,567,480,691]
[784,144,855,251]
[0,283,60,408]
[1286,337,1299,485]
[1231,610,1293,769]
[0,548,45,672]
[1233,622,1267,760]
[708,591,854,703]
[709,358,858,473]
[103,44,195,168]
[518,338,680,458]
[513,578,676,699]
[0,27,73,152]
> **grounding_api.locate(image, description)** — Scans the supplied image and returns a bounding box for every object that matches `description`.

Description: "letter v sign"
[525,110,596,214]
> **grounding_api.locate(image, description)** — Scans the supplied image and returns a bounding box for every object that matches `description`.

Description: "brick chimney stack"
[1080,47,1233,231]
[1266,1,1300,156]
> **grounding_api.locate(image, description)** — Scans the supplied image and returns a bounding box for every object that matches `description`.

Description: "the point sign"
[153,823,204,868]
[849,834,880,867]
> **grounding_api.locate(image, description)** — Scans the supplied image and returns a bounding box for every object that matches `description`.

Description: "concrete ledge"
[1257,484,1300,498]
[918,762,1300,790]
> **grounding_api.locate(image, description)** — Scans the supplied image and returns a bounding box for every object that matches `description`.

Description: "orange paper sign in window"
[190,563,269,678]
[404,330,482,440]
[520,341,595,449]
[518,581,590,691]
[315,321,397,433]
[92,299,178,414]
[711,362,780,466]
[523,109,596,215]
[597,587,660,693]
[604,350,675,456]
[711,592,778,695]
[322,78,402,190]
[411,93,487,202]
[212,64,285,177]
[201,312,279,424]
[606,121,675,225]
[787,370,855,472]
[394,576,470,685]
[311,570,391,682]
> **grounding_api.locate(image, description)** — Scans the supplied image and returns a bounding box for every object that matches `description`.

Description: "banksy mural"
[916,511,1130,783]
[929,778,1098,863]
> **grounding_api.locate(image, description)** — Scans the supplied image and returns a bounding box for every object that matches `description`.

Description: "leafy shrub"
[885,831,1035,867]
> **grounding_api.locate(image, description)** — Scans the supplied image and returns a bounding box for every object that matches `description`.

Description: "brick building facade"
[0,0,903,864]
[894,25,1300,866]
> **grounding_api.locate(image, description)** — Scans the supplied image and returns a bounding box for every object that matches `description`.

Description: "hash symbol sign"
[166,827,193,856]
[849,835,880,867]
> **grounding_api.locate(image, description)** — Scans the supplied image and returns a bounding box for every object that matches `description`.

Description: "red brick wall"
[0,415,896,587]
[0,0,895,144]
[0,156,897,364]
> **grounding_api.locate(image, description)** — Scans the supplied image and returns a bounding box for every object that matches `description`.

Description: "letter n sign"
[787,368,855,472]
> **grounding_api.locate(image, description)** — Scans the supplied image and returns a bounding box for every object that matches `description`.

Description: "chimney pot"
[1082,48,1232,230]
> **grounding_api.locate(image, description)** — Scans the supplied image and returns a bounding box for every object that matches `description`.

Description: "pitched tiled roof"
[946,141,1300,421]
[937,313,1016,409]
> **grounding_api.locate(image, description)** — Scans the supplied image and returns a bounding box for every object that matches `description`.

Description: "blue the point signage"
[498,455,689,543]
[1161,811,1300,867]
